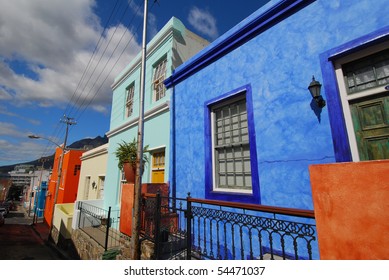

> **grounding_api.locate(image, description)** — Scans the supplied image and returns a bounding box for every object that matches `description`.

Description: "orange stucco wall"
[120,183,135,236]
[309,160,389,259]
[44,148,84,226]
[120,183,168,236]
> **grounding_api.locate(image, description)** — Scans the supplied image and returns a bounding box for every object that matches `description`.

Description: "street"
[0,202,69,260]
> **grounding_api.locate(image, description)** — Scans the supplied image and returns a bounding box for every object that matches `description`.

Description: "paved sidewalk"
[0,201,78,260]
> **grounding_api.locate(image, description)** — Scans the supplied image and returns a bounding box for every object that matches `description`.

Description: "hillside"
[0,135,108,174]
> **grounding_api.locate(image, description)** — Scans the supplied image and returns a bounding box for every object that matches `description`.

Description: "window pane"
[153,58,167,101]
[343,49,389,94]
[213,96,252,192]
[126,84,135,117]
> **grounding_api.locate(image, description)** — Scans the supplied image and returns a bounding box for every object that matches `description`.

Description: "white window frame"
[153,57,167,102]
[118,169,126,205]
[210,94,252,194]
[125,83,135,118]
[334,40,389,162]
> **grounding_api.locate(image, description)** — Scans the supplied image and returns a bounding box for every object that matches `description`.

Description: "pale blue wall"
[169,0,389,210]
[104,30,174,210]
[104,18,208,210]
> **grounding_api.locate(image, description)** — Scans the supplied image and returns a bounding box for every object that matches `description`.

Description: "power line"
[75,0,159,122]
[66,0,132,118]
[64,0,122,118]
[35,0,123,160]
[39,0,159,156]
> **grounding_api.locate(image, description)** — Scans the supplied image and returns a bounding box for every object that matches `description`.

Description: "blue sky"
[0,0,270,166]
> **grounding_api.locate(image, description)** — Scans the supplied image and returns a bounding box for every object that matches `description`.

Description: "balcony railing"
[77,202,120,251]
[141,193,317,260]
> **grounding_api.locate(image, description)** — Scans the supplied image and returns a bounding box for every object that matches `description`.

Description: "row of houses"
[40,0,388,260]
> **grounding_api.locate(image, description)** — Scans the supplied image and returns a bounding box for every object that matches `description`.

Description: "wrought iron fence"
[77,202,120,251]
[141,194,189,259]
[141,193,318,260]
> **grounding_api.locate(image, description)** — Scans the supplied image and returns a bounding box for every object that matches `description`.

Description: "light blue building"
[164,0,389,259]
[104,17,208,210]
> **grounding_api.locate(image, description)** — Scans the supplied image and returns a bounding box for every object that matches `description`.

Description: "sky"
[0,0,270,167]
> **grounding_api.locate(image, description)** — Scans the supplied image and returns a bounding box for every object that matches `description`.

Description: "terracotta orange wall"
[44,148,83,226]
[309,160,389,259]
[44,147,61,226]
[60,150,83,203]
[120,183,169,236]
[120,183,135,236]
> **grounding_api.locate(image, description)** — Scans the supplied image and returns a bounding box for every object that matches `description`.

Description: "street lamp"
[28,134,65,240]
[27,115,76,241]
[28,135,63,149]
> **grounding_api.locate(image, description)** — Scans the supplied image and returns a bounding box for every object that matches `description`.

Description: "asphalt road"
[0,204,66,260]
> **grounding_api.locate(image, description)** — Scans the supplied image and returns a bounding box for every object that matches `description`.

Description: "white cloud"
[128,0,158,40]
[0,122,28,138]
[0,139,54,164]
[0,88,12,100]
[0,0,141,112]
[0,106,41,125]
[188,7,219,40]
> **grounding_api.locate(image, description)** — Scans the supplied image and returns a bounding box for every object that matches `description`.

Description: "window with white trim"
[153,57,167,101]
[343,49,389,94]
[211,95,252,193]
[334,43,389,161]
[125,83,135,118]
[118,170,126,205]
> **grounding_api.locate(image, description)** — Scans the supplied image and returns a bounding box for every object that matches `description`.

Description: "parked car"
[0,203,9,217]
[0,207,8,217]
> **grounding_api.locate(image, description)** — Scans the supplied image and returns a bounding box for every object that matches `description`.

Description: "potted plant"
[115,138,149,183]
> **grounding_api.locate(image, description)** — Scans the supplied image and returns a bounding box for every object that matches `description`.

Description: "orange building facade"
[309,160,389,259]
[44,147,85,227]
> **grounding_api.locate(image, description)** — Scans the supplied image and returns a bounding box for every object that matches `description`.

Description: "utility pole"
[130,0,148,260]
[48,115,76,241]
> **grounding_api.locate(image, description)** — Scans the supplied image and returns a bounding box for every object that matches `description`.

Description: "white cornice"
[80,144,109,161]
[106,101,170,138]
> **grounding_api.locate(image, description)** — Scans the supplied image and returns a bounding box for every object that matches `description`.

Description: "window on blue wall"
[332,42,389,161]
[212,95,252,192]
[205,86,260,204]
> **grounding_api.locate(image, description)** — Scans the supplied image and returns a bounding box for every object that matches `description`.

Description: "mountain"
[0,135,108,174]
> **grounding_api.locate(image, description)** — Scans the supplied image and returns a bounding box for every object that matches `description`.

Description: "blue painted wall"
[167,0,389,210]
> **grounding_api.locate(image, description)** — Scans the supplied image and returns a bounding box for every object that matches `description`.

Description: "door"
[151,151,165,183]
[84,176,90,200]
[350,93,389,160]
[98,176,105,199]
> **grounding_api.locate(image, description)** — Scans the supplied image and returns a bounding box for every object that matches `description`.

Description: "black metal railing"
[141,193,318,260]
[142,194,189,259]
[77,202,120,251]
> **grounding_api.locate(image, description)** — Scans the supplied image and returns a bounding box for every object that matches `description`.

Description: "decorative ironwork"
[142,193,318,260]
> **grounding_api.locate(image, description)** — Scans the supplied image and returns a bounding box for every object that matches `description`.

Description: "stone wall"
[51,226,59,244]
[71,229,155,260]
[116,234,155,260]
[71,229,105,260]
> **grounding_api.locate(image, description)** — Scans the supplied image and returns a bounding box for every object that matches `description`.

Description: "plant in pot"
[115,138,149,183]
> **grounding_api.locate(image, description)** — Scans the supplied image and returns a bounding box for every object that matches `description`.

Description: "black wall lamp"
[308,76,326,108]
[92,181,97,190]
